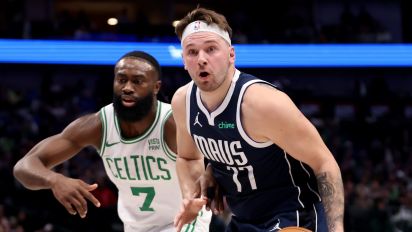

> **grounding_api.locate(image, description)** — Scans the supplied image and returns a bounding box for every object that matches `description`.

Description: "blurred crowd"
[0,68,411,232]
[0,0,397,44]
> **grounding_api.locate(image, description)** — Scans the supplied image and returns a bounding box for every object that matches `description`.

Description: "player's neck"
[119,101,158,138]
[200,67,235,112]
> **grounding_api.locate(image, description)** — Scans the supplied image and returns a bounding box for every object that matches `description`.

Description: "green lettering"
[140,155,148,180]
[146,156,159,180]
[123,156,135,180]
[130,155,141,180]
[114,157,126,180]
[157,158,171,180]
[105,157,118,178]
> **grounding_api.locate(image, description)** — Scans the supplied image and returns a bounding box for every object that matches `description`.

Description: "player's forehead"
[116,57,154,72]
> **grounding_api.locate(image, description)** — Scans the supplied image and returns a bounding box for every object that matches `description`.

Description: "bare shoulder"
[171,83,191,120]
[171,83,189,108]
[163,110,176,131]
[243,83,293,116]
[62,112,102,148]
[242,82,312,140]
[67,112,101,129]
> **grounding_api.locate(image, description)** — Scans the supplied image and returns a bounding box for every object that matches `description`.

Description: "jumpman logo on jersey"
[269,219,282,231]
[193,112,202,127]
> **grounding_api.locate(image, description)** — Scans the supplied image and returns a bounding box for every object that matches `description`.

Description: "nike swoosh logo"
[105,141,120,147]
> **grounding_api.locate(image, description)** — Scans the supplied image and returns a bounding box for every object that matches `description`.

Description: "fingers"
[81,183,101,208]
[211,186,219,213]
[173,212,182,229]
[173,206,188,232]
[207,184,224,214]
[193,196,208,208]
[199,177,208,198]
[71,183,100,218]
[86,183,99,191]
[175,221,184,232]
[56,180,101,218]
[63,201,77,216]
[174,197,207,231]
[203,184,224,213]
[62,195,87,218]
[205,186,215,210]
[215,186,225,213]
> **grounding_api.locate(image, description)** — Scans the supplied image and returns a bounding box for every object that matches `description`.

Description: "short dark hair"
[175,7,232,41]
[116,51,162,80]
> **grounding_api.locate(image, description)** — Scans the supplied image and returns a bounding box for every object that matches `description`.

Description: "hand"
[49,173,100,218]
[198,164,225,214]
[174,197,207,231]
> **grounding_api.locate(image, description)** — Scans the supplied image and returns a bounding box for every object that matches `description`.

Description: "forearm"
[13,156,61,190]
[316,163,344,232]
[176,157,204,199]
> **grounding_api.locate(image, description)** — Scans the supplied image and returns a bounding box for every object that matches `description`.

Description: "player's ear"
[181,53,188,70]
[153,80,161,95]
[229,46,235,63]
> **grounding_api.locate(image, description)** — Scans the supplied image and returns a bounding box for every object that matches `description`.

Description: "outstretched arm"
[243,84,344,232]
[13,113,102,218]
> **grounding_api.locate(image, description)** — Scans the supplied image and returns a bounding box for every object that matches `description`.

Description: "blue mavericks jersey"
[187,70,322,223]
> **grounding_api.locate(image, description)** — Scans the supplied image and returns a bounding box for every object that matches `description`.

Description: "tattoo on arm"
[317,172,344,232]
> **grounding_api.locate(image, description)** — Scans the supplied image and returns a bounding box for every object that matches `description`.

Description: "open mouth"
[199,71,209,78]
[121,96,136,107]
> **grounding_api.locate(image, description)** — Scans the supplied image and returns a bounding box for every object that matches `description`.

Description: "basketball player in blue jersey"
[13,51,211,232]
[172,7,344,232]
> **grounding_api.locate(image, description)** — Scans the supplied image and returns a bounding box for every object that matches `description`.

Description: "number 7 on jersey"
[131,187,156,211]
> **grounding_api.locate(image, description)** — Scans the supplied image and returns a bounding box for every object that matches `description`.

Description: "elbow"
[312,155,341,176]
[13,160,24,182]
[13,159,34,190]
[13,160,28,186]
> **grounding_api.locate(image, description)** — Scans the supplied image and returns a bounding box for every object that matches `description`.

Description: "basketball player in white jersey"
[13,51,211,232]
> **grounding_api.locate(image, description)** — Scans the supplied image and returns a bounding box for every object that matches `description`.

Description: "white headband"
[181,20,231,46]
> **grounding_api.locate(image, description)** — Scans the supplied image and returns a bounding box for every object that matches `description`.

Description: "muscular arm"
[242,84,344,232]
[171,85,208,231]
[315,170,344,232]
[171,86,205,199]
[13,112,102,217]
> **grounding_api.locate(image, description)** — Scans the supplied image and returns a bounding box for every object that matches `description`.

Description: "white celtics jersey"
[99,101,183,232]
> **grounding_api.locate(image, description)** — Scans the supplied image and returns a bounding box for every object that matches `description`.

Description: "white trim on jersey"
[300,162,322,201]
[161,108,177,161]
[99,107,109,155]
[284,151,305,208]
[313,203,318,232]
[185,81,194,135]
[296,210,300,227]
[195,69,240,126]
[236,78,273,148]
[113,101,162,143]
